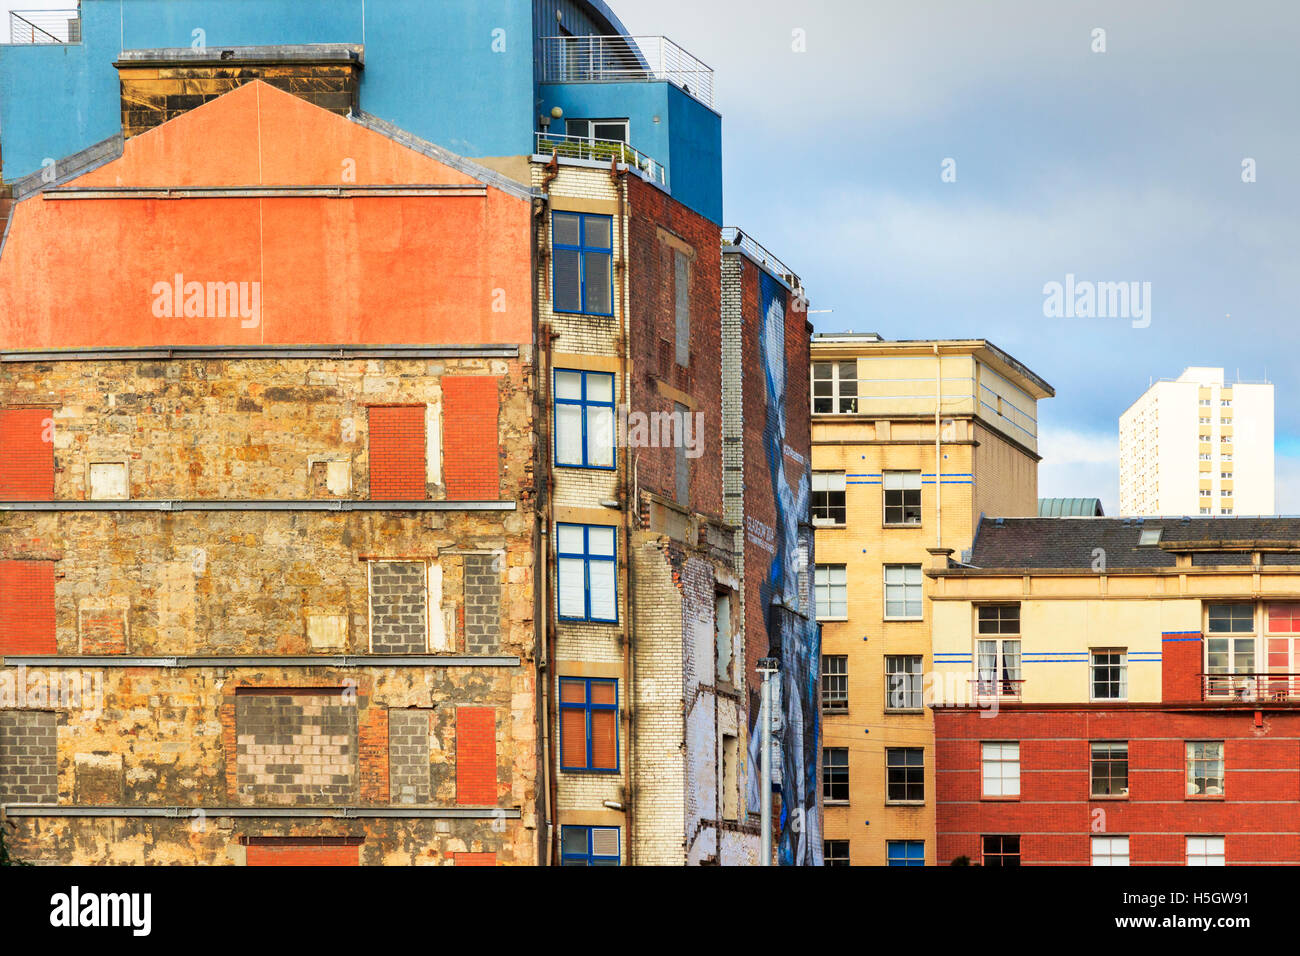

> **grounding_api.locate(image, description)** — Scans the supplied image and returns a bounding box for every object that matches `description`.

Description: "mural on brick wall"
[746,271,822,865]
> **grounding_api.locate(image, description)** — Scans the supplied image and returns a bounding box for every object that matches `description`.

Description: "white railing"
[539,35,714,109]
[534,131,666,185]
[8,9,80,44]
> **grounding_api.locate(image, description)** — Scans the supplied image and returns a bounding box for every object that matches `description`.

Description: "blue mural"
[746,270,822,865]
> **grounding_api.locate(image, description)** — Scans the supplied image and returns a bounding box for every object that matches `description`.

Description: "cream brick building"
[811,334,1053,866]
[1119,367,1274,518]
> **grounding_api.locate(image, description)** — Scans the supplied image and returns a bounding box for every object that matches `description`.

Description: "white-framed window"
[1186,741,1224,796]
[812,472,847,526]
[812,361,859,414]
[883,564,923,620]
[815,564,847,620]
[981,741,1020,797]
[1205,603,1254,697]
[1090,742,1128,797]
[883,471,922,525]
[1220,508,1233,515]
[1091,835,1130,866]
[1186,836,1225,866]
[1090,649,1127,700]
[1199,489,1212,497]
[976,604,1021,698]
[821,654,848,712]
[885,655,924,711]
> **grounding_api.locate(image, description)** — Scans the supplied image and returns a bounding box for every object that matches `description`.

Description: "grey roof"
[1038,497,1105,517]
[966,517,1300,571]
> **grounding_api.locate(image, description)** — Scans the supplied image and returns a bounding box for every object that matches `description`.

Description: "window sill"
[817,617,849,623]
[884,708,925,715]
[980,795,1020,802]
[554,463,618,473]
[882,523,923,530]
[561,768,621,775]
[883,617,924,623]
[822,707,850,716]
[1090,794,1129,801]
[1089,698,1129,704]
[1186,794,1225,801]
[823,800,851,807]
[884,800,926,807]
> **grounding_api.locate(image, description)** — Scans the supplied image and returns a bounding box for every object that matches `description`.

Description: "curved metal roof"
[1037,497,1105,517]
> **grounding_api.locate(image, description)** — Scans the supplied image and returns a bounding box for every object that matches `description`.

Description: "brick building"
[931,517,1300,866]
[0,0,816,864]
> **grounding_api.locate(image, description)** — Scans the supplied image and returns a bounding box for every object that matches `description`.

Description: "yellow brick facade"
[811,337,1050,866]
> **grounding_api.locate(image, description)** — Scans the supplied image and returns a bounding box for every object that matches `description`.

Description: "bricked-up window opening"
[982,835,1020,867]
[886,841,924,867]
[1187,836,1226,866]
[886,747,924,803]
[883,564,922,620]
[234,693,359,806]
[88,461,128,500]
[822,747,848,802]
[824,840,850,866]
[721,734,739,820]
[367,405,426,500]
[715,591,734,685]
[0,408,54,500]
[462,554,503,655]
[245,841,361,866]
[821,654,848,712]
[812,472,846,526]
[367,561,429,654]
[1090,742,1128,797]
[556,523,617,623]
[554,369,615,469]
[0,560,56,655]
[674,402,690,506]
[1205,602,1255,698]
[1091,835,1129,866]
[454,852,497,866]
[812,361,858,414]
[0,710,58,805]
[552,212,613,316]
[674,249,690,366]
[455,706,497,805]
[1187,741,1224,796]
[560,825,620,866]
[442,377,500,500]
[559,677,618,772]
[981,741,1020,797]
[883,471,922,525]
[388,710,431,805]
[885,655,923,710]
[814,564,846,620]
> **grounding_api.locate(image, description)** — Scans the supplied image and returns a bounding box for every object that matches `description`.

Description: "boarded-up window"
[456,707,497,805]
[0,560,56,655]
[368,406,426,500]
[722,734,739,820]
[0,408,54,500]
[674,250,690,366]
[674,402,689,507]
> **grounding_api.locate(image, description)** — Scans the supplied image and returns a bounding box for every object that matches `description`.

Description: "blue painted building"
[0,0,722,222]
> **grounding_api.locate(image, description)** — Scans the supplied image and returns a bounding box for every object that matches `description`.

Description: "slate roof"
[965,517,1300,571]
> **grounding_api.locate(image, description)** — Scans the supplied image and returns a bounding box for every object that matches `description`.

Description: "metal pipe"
[934,343,943,549]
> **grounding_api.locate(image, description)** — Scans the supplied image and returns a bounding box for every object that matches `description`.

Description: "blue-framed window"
[556,523,617,622]
[554,368,615,469]
[887,840,925,867]
[553,212,613,316]
[560,825,620,865]
[560,677,618,772]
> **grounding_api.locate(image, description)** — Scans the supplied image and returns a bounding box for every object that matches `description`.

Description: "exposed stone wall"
[0,355,533,502]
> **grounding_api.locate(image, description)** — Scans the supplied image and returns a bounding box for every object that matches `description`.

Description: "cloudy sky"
[615,0,1300,514]
[6,0,1298,513]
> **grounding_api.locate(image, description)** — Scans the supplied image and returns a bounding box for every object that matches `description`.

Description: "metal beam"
[1,805,521,819]
[0,500,516,513]
[0,655,521,668]
[2,344,519,362]
[42,184,487,200]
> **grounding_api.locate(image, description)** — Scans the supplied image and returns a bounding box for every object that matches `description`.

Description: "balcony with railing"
[539,35,714,109]
[1201,673,1300,702]
[534,130,666,185]
[7,9,80,44]
[722,227,801,288]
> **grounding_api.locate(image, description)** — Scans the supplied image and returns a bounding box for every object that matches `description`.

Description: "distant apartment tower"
[1119,368,1274,517]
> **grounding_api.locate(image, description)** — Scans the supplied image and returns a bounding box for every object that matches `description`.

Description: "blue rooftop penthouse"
[0,0,722,222]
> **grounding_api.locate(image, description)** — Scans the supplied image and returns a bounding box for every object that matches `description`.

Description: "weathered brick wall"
[235,692,358,805]
[0,709,57,804]
[0,356,531,502]
[627,176,723,522]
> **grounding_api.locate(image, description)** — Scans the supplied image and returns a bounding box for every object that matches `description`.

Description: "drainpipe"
[611,160,637,866]
[934,343,942,550]
[537,189,560,866]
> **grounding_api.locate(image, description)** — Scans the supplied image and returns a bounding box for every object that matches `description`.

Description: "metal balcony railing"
[539,35,714,109]
[7,9,80,44]
[722,227,800,287]
[1201,673,1300,702]
[534,131,666,185]
[971,678,1024,701]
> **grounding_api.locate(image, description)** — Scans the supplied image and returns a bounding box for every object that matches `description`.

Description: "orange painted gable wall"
[0,82,532,349]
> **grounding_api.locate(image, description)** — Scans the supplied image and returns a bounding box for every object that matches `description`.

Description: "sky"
[5,0,1299,515]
